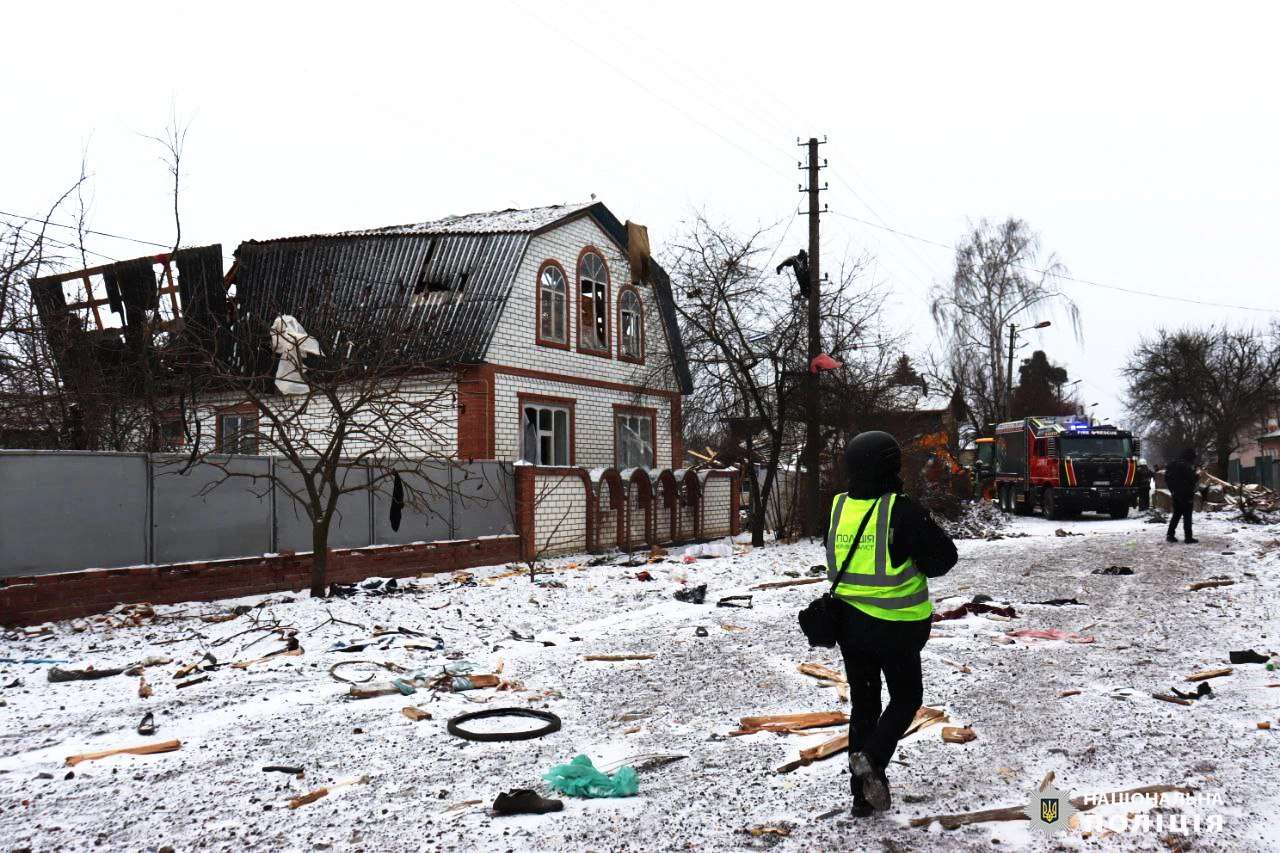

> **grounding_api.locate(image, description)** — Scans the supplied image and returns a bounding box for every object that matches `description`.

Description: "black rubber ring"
[446,707,562,742]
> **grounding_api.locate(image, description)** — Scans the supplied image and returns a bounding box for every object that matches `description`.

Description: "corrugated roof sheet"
[234,231,528,365]
[234,202,694,393]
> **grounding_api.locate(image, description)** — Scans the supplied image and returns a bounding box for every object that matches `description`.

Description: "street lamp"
[1058,378,1082,407]
[1005,320,1052,420]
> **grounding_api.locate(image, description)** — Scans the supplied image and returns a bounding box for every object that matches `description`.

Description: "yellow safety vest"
[826,493,932,621]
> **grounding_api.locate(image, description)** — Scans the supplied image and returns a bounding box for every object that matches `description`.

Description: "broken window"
[522,404,570,466]
[218,411,259,455]
[157,416,186,450]
[578,251,608,351]
[616,411,654,469]
[619,289,642,359]
[538,263,567,344]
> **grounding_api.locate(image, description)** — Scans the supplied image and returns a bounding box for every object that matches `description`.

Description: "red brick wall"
[0,536,520,628]
[457,365,496,459]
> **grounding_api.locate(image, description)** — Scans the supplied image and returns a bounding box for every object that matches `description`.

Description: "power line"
[829,211,1280,314]
[0,208,172,250]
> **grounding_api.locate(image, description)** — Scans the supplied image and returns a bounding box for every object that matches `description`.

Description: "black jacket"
[828,493,958,579]
[1164,458,1198,498]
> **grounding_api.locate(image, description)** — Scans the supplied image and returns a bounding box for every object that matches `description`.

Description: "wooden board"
[1184,667,1232,682]
[66,739,182,766]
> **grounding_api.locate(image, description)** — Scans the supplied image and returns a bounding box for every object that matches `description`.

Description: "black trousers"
[835,601,931,770]
[1168,495,1194,540]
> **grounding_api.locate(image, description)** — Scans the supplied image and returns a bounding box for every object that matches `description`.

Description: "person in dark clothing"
[827,431,958,816]
[1164,448,1200,543]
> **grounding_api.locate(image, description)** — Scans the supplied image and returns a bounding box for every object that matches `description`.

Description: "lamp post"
[1005,320,1052,420]
[1058,378,1082,408]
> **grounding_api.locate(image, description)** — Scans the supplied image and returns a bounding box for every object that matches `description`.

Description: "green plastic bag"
[543,754,639,798]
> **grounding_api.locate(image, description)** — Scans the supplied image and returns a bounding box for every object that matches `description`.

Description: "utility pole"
[1005,323,1017,422]
[800,137,826,537]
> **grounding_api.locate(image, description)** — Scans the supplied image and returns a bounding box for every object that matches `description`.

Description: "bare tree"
[0,171,100,449]
[663,214,888,544]
[1123,323,1280,477]
[930,218,1080,434]
[174,285,469,597]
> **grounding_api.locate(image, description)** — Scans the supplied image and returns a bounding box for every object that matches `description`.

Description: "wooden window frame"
[518,393,577,466]
[215,403,260,455]
[575,247,611,358]
[617,284,645,365]
[613,403,658,469]
[535,259,570,350]
[156,410,187,450]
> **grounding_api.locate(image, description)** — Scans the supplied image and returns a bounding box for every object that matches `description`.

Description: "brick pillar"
[514,465,536,562]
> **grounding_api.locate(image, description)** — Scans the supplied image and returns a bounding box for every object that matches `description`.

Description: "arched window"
[619,288,643,361]
[538,263,567,345]
[578,251,609,352]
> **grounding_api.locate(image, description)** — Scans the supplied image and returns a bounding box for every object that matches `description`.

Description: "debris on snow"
[65,739,182,766]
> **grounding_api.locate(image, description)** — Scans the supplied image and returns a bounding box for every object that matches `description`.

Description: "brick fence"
[2,463,740,627]
[0,537,520,627]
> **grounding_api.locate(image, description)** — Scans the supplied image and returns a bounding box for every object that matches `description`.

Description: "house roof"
[233,201,692,392]
[327,203,598,237]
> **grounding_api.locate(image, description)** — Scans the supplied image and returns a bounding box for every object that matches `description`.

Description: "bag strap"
[828,495,880,594]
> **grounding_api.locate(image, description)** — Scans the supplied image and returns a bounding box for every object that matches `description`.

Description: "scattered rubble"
[934,500,1012,540]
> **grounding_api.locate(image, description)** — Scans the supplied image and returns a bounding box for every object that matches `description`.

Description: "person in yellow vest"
[828,430,958,816]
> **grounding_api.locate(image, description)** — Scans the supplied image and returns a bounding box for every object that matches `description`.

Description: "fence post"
[145,453,155,565]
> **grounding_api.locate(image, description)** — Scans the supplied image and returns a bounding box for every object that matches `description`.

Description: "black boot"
[850,790,874,818]
[849,752,891,811]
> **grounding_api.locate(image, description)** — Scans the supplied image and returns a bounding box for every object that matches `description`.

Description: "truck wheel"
[997,484,1010,513]
[1109,501,1129,519]
[1042,488,1059,520]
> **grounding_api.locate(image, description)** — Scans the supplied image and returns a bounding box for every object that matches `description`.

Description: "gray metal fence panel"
[273,462,373,552]
[453,461,516,538]
[371,463,455,545]
[151,455,274,564]
[0,451,149,577]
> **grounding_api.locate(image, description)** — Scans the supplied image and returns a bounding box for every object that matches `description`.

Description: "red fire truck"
[992,416,1144,519]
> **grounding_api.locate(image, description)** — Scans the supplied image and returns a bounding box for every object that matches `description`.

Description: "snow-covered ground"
[1,508,1278,852]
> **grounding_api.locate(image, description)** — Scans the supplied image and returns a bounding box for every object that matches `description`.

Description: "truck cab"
[993,417,1144,520]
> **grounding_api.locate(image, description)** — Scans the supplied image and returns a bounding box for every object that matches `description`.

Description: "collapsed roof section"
[30,246,228,389]
[28,202,694,394]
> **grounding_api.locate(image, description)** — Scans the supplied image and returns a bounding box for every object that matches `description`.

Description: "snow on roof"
[329,202,596,237]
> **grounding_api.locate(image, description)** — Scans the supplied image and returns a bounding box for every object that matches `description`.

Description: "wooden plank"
[66,739,182,766]
[798,662,846,683]
[1184,667,1232,682]
[1153,693,1193,706]
[903,706,948,737]
[776,733,849,773]
[1189,579,1234,591]
[584,654,655,661]
[737,711,848,732]
[750,577,824,590]
[941,726,976,743]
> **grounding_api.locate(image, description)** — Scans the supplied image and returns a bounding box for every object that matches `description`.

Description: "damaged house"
[31,202,693,468]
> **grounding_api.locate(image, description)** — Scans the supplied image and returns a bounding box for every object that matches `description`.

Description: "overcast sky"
[5,1,1278,443]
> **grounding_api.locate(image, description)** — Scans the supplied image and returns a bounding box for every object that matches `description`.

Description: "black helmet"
[844,431,903,498]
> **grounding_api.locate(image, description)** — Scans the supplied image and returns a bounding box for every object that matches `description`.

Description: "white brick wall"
[596,488,619,550]
[533,473,588,556]
[701,475,733,538]
[488,216,677,391]
[493,373,674,469]
[178,376,458,460]
[487,215,680,469]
